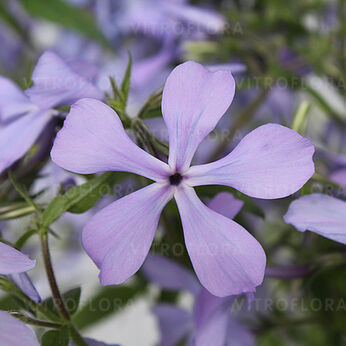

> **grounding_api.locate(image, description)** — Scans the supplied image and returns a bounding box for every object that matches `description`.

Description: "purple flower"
[9,273,41,303]
[96,0,225,40]
[98,40,174,105]
[330,168,346,189]
[207,191,244,220]
[0,242,35,275]
[284,193,346,244]
[51,61,314,296]
[0,311,39,346]
[142,254,255,346]
[0,51,103,174]
[142,194,252,345]
[279,47,312,76]
[0,22,23,71]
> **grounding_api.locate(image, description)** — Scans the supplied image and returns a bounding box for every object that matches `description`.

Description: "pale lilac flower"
[323,122,346,154]
[142,254,255,346]
[0,51,103,174]
[330,168,346,188]
[0,311,39,346]
[279,47,312,76]
[0,242,35,275]
[51,61,314,296]
[95,0,225,40]
[0,239,39,302]
[143,194,251,346]
[98,40,174,106]
[207,191,244,220]
[0,22,23,72]
[0,221,39,302]
[9,273,41,303]
[284,193,346,244]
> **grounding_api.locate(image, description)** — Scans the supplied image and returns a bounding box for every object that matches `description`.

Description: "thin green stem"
[10,312,62,329]
[8,170,42,216]
[39,231,88,346]
[40,232,70,321]
[69,325,89,346]
[14,288,61,323]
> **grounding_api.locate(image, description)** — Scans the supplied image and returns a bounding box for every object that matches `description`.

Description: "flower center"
[169,172,183,186]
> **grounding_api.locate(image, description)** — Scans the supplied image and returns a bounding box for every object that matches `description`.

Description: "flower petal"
[9,273,41,303]
[284,193,346,244]
[0,311,39,346]
[163,3,226,33]
[330,168,346,187]
[82,183,173,285]
[51,98,170,180]
[0,242,35,275]
[193,288,234,328]
[208,192,244,219]
[0,77,36,122]
[153,304,191,346]
[26,51,103,109]
[174,186,266,297]
[142,254,201,295]
[0,111,52,174]
[162,61,235,172]
[194,307,229,346]
[226,319,256,346]
[131,42,173,90]
[187,124,315,199]
[193,289,234,346]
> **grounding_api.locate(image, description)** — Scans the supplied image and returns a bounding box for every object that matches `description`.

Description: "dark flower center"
[169,173,183,186]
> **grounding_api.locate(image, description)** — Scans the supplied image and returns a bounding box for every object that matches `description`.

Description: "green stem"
[10,312,62,329]
[69,325,89,346]
[40,232,88,346]
[14,288,61,323]
[40,232,70,321]
[338,0,346,83]
[131,118,169,157]
[8,170,42,216]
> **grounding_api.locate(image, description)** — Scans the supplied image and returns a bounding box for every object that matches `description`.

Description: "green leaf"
[301,82,345,123]
[0,294,24,312]
[41,326,69,346]
[137,87,163,119]
[0,285,37,316]
[14,229,38,249]
[0,202,37,220]
[305,265,346,331]
[0,2,30,45]
[291,101,310,134]
[74,281,146,330]
[41,172,117,228]
[109,77,124,104]
[121,53,132,106]
[8,170,41,215]
[139,105,162,119]
[20,0,108,47]
[43,287,81,317]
